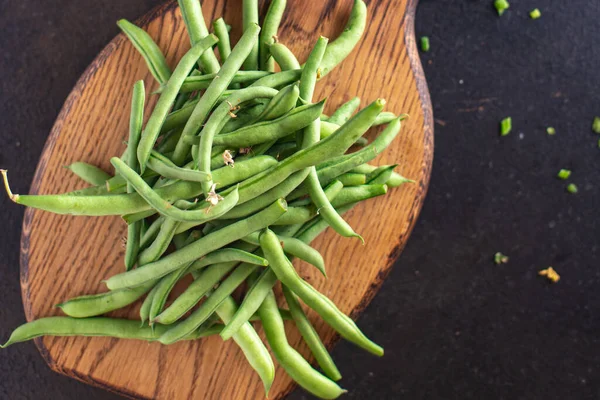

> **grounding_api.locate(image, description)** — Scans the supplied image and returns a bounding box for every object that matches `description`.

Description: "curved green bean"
[178,0,221,73]
[65,162,111,186]
[137,35,218,171]
[282,285,342,381]
[148,265,190,324]
[259,0,287,71]
[327,97,360,126]
[257,289,346,399]
[270,42,301,71]
[172,23,261,164]
[117,19,171,84]
[365,165,397,184]
[147,151,211,183]
[259,228,383,356]
[104,199,287,290]
[319,0,367,78]
[255,82,300,121]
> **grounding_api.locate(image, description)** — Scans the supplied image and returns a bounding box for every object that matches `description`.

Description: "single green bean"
[220,267,277,340]
[242,0,260,71]
[330,184,387,208]
[124,80,146,270]
[257,289,346,399]
[178,0,221,73]
[187,248,268,273]
[282,285,342,381]
[104,199,287,290]
[65,162,111,186]
[147,151,211,183]
[327,97,361,126]
[215,296,275,396]
[139,217,163,249]
[287,178,343,207]
[137,35,218,171]
[212,101,325,149]
[112,157,239,223]
[295,204,353,244]
[213,18,232,62]
[173,71,270,92]
[148,265,190,324]
[365,164,397,184]
[269,42,301,70]
[250,69,302,88]
[337,172,366,187]
[373,111,398,126]
[117,19,171,84]
[351,164,412,187]
[259,0,287,71]
[172,24,261,164]
[259,228,383,356]
[319,0,367,78]
[140,283,160,326]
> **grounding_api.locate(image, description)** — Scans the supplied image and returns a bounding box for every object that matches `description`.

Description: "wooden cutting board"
[19,0,433,398]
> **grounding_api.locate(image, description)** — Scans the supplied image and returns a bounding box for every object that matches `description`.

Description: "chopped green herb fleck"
[592,117,600,134]
[420,36,430,52]
[494,252,509,265]
[566,183,578,194]
[500,117,512,136]
[529,8,541,19]
[494,0,510,16]
[597,138,600,148]
[557,169,571,180]
[546,127,556,135]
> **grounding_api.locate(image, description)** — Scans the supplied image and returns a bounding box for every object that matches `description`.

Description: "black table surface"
[1,0,599,399]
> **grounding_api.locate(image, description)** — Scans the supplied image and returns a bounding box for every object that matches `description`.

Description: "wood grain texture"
[19,0,433,398]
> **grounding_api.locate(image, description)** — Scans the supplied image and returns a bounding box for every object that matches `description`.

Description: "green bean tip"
[1,169,19,203]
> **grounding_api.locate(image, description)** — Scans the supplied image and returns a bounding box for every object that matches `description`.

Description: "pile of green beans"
[1,1,414,398]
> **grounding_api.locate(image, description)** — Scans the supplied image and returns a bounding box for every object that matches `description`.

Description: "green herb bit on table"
[592,116,600,134]
[494,0,510,16]
[546,126,555,135]
[567,183,578,194]
[500,117,512,136]
[420,36,430,52]
[494,252,509,265]
[529,9,541,19]
[557,169,571,180]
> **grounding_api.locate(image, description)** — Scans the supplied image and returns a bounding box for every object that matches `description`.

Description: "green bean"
[138,218,162,249]
[260,228,383,356]
[220,267,277,340]
[254,82,300,122]
[365,165,397,184]
[282,285,341,381]
[105,169,158,193]
[259,0,287,71]
[257,289,345,399]
[147,151,211,183]
[242,0,260,71]
[270,42,301,71]
[187,248,268,273]
[172,24,261,165]
[337,172,366,187]
[0,317,222,347]
[295,204,353,244]
[158,261,260,344]
[241,231,326,276]
[319,0,367,78]
[330,184,387,208]
[265,141,296,159]
[140,283,160,326]
[327,97,361,126]
[220,102,268,133]
[124,80,146,270]
[161,100,198,134]
[178,0,221,73]
[215,296,275,396]
[112,157,239,223]
[250,69,302,88]
[117,19,171,84]
[57,282,154,318]
[220,169,309,219]
[216,98,386,206]
[213,18,232,62]
[273,179,342,224]
[137,35,218,172]
[64,185,112,196]
[350,164,412,187]
[197,87,278,196]
[173,71,270,93]
[65,162,111,186]
[105,199,287,290]
[373,111,398,126]
[288,178,343,207]
[299,37,327,105]
[212,101,325,149]
[2,156,277,216]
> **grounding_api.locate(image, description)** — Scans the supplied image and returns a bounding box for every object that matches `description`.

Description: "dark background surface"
[1,0,599,399]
